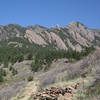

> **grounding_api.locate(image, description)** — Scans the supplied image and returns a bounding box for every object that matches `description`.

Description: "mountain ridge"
[0,21,100,51]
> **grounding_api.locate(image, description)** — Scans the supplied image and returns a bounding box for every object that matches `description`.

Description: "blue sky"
[0,0,100,28]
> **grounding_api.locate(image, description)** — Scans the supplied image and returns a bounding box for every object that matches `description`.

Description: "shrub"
[12,68,18,75]
[27,76,33,81]
[31,62,42,72]
[0,68,7,76]
[0,74,4,82]
[27,53,33,60]
[17,54,24,62]
[9,66,13,71]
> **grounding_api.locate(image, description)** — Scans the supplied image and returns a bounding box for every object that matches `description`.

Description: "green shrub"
[3,60,9,68]
[0,74,4,82]
[9,66,13,71]
[27,53,33,60]
[27,76,33,81]
[12,68,18,75]
[17,54,24,62]
[31,62,42,72]
[0,68,7,76]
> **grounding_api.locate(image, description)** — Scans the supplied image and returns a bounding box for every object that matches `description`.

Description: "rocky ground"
[33,83,79,100]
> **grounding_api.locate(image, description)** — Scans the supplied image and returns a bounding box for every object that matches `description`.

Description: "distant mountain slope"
[0,22,100,51]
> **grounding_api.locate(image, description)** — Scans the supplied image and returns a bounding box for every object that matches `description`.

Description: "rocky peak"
[67,21,87,29]
[27,24,47,33]
[67,21,95,42]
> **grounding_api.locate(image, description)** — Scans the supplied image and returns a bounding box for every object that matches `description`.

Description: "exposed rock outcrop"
[24,29,47,45]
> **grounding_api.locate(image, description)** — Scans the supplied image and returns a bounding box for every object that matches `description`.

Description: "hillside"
[0,22,100,100]
[11,48,100,100]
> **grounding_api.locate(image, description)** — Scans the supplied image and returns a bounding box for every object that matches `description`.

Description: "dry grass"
[11,81,40,100]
